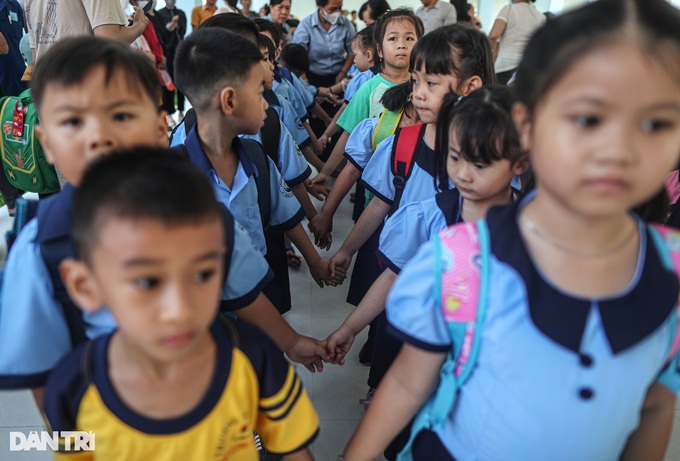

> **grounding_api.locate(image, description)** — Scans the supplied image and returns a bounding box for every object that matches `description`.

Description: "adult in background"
[292,0,355,88]
[268,0,292,46]
[0,0,27,96]
[191,0,216,30]
[359,0,390,26]
[215,0,239,15]
[450,0,471,23]
[488,0,545,85]
[416,0,456,35]
[25,0,147,61]
[241,0,259,18]
[156,0,187,124]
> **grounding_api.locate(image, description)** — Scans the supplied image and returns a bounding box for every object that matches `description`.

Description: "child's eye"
[134,277,160,290]
[113,113,133,122]
[193,269,216,283]
[406,37,415,41]
[572,114,600,128]
[61,117,82,127]
[388,37,397,41]
[449,153,459,162]
[474,163,486,170]
[641,119,674,133]
[427,81,437,87]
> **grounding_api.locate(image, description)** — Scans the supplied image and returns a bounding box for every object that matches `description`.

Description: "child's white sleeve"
[386,240,452,352]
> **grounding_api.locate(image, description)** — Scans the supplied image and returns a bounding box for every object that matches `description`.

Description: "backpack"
[388,124,425,217]
[396,220,680,461]
[1,191,237,349]
[0,89,61,194]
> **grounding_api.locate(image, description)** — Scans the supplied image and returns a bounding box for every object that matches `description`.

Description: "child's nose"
[87,122,115,155]
[163,285,193,322]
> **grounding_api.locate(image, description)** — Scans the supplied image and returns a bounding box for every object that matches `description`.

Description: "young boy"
[0,37,328,402]
[173,29,344,292]
[46,151,318,460]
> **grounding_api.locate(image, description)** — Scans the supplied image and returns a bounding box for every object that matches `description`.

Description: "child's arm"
[285,223,347,287]
[301,145,325,172]
[290,183,318,221]
[308,161,362,250]
[326,269,397,364]
[310,102,332,126]
[303,120,324,156]
[284,448,314,461]
[318,102,348,148]
[620,382,675,461]
[342,344,446,460]
[329,196,390,275]
[237,294,329,372]
[310,131,350,187]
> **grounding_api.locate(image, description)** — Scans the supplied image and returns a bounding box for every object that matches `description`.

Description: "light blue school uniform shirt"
[290,72,316,111]
[378,188,460,274]
[343,116,379,172]
[0,196,272,389]
[387,196,680,461]
[183,127,305,256]
[273,75,308,122]
[292,11,355,76]
[361,125,452,207]
[241,118,312,187]
[344,68,376,102]
[267,90,311,151]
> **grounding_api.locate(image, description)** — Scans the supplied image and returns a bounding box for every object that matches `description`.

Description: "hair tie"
[457,95,464,104]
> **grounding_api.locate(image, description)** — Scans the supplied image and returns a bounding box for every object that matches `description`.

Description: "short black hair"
[366,0,391,21]
[279,44,309,75]
[72,149,223,262]
[31,37,160,114]
[353,24,377,59]
[254,18,281,48]
[285,18,299,29]
[174,28,263,112]
[258,33,276,63]
[198,12,259,44]
[411,24,495,87]
[434,84,523,191]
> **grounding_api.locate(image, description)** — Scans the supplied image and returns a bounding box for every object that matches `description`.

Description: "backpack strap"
[648,224,680,363]
[36,186,88,348]
[240,139,271,232]
[5,197,39,252]
[218,204,236,286]
[435,189,463,227]
[397,220,490,461]
[371,108,403,151]
[389,124,425,218]
[260,106,281,168]
[168,108,197,146]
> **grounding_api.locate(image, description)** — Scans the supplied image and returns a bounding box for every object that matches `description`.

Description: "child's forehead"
[46,65,149,101]
[384,18,417,35]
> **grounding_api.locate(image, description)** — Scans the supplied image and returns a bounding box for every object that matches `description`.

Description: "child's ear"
[35,125,56,165]
[365,49,374,64]
[156,110,169,146]
[59,258,104,313]
[512,155,530,176]
[459,75,483,96]
[376,44,383,61]
[512,102,533,152]
[219,87,237,116]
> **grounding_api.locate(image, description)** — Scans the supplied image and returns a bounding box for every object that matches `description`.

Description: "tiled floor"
[0,193,680,460]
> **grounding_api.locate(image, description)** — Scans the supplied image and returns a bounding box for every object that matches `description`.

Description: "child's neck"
[108,331,217,419]
[380,64,410,85]
[423,123,436,148]
[460,187,514,223]
[196,113,239,189]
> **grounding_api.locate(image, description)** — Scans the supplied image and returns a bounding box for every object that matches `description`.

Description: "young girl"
[317,25,380,148]
[326,84,526,367]
[310,8,424,188]
[343,1,680,460]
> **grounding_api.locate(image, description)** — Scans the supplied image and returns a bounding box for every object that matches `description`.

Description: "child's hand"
[326,325,357,365]
[308,210,333,249]
[312,137,324,156]
[285,335,330,373]
[329,250,352,279]
[309,258,346,287]
[305,180,330,202]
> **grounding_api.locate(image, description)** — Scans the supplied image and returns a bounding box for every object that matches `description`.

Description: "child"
[0,37,326,402]
[327,25,494,392]
[173,29,344,292]
[343,0,680,459]
[311,8,424,188]
[326,85,526,367]
[46,151,318,460]
[316,25,380,149]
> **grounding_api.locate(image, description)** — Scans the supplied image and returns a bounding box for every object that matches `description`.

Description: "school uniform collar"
[264,89,281,107]
[486,191,678,355]
[413,127,436,177]
[184,125,256,179]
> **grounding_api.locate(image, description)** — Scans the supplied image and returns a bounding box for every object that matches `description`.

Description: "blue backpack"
[396,220,680,461]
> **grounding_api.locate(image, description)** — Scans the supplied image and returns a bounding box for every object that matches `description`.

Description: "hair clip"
[457,95,464,103]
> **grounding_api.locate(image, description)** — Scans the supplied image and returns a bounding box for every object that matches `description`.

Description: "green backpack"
[0,89,61,194]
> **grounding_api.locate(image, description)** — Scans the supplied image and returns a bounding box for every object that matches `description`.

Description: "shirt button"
[579,353,594,367]
[579,387,595,400]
